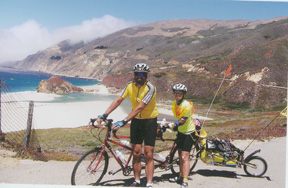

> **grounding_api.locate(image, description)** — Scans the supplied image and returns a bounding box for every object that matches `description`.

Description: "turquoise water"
[0,67,131,113]
[0,67,99,93]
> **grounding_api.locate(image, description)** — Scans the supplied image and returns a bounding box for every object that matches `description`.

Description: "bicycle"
[71,118,202,186]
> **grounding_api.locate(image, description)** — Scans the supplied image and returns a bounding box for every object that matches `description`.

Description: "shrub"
[153,72,166,78]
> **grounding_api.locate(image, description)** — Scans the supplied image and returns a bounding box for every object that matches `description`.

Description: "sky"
[0,0,287,64]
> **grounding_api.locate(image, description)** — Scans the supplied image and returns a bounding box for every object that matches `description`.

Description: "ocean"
[0,67,124,104]
[0,67,133,132]
[0,67,99,93]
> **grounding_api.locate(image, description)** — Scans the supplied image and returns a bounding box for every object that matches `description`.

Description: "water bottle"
[115,150,126,164]
[153,153,165,162]
[120,140,131,147]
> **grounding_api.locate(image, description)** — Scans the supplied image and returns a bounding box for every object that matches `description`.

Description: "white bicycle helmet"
[133,63,150,73]
[172,83,187,94]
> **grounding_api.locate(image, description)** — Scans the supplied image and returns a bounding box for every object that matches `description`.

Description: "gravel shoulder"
[0,137,286,188]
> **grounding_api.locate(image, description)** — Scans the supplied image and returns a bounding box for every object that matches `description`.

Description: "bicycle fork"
[88,149,104,174]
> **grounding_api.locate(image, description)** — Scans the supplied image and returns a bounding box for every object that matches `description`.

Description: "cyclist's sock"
[179,172,183,178]
[183,178,188,182]
[146,183,153,187]
[135,180,141,184]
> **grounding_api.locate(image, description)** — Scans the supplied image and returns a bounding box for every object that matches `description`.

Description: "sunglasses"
[134,72,147,78]
[173,91,184,95]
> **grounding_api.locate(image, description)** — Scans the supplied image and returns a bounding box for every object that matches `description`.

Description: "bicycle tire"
[170,144,200,175]
[71,148,109,185]
[244,156,267,177]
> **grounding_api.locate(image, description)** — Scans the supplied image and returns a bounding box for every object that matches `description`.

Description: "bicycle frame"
[90,119,133,175]
[90,119,178,176]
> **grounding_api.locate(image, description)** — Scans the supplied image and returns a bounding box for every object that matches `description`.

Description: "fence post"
[24,101,34,148]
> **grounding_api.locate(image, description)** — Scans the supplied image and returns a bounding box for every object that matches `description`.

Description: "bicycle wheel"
[170,144,200,175]
[244,156,267,177]
[71,148,109,185]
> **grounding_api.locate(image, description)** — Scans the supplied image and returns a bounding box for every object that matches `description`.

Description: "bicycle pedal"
[164,164,172,170]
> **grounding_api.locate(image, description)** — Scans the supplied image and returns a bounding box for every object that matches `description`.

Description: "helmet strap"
[176,95,184,105]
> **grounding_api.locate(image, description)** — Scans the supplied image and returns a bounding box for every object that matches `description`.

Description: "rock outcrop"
[37,75,83,94]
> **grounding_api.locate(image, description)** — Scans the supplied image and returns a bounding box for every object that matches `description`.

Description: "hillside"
[4,17,288,110]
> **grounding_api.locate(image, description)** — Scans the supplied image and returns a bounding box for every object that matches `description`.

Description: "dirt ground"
[0,137,286,188]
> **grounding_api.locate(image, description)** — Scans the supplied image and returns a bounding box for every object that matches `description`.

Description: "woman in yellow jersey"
[97,63,158,187]
[167,83,197,188]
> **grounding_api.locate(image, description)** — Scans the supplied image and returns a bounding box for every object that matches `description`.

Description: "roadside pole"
[202,64,232,129]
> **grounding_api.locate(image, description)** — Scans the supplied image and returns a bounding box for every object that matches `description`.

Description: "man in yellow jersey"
[166,83,197,188]
[97,63,158,187]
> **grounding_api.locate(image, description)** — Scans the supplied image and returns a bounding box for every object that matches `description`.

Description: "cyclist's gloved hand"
[97,113,108,121]
[173,121,180,131]
[174,120,180,127]
[114,121,124,130]
[114,119,128,128]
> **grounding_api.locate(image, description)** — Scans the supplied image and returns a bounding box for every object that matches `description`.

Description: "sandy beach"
[2,84,127,132]
[1,84,211,132]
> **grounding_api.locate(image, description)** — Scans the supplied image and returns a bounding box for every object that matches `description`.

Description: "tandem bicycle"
[71,118,201,186]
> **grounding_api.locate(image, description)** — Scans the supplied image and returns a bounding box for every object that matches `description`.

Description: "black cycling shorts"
[130,118,158,147]
[176,132,197,152]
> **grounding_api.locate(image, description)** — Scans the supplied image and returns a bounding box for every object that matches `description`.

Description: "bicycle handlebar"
[157,126,168,142]
[90,118,120,139]
[89,118,170,142]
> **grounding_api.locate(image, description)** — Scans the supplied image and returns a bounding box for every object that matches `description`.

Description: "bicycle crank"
[123,166,132,176]
[108,168,121,175]
[108,166,132,176]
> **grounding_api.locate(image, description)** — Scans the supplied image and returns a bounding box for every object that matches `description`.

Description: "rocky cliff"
[37,75,83,94]
[5,17,288,110]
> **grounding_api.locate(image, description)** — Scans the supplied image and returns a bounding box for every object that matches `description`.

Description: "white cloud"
[0,15,136,64]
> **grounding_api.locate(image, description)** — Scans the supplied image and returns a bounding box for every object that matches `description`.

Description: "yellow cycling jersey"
[172,100,195,134]
[120,81,159,119]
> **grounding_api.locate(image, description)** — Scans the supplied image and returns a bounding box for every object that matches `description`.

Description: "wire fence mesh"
[0,78,40,149]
